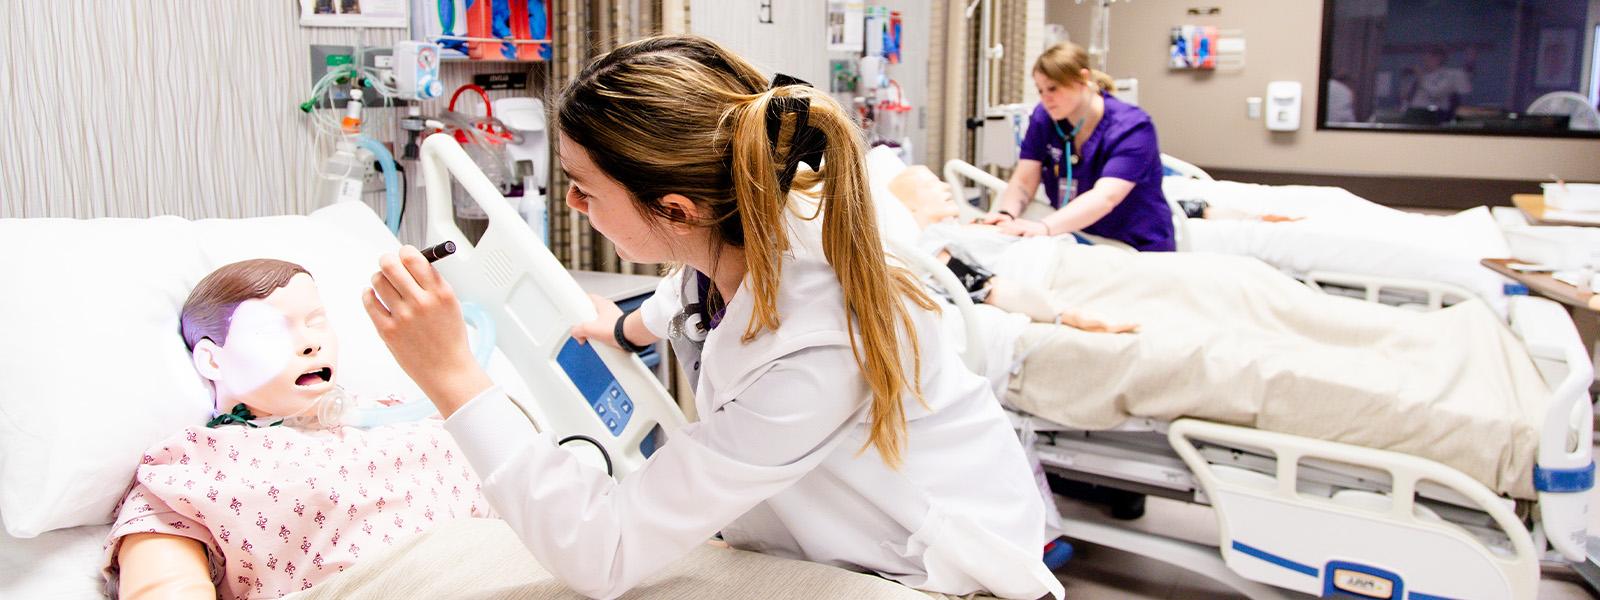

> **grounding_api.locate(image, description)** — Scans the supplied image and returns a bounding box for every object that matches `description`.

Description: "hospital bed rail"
[1302,270,1478,311]
[912,246,1594,598]
[419,134,688,479]
[941,159,1193,252]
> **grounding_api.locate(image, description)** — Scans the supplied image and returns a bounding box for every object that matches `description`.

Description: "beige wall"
[1046,0,1600,181]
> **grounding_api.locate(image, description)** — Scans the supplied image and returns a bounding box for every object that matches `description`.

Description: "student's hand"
[975,211,1014,226]
[998,218,1049,237]
[571,294,624,350]
[364,246,494,418]
[1058,309,1139,334]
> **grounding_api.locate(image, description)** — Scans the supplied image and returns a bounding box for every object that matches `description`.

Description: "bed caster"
[1106,490,1146,521]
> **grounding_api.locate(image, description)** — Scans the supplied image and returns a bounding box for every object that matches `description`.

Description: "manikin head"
[889,165,959,229]
[180,259,340,418]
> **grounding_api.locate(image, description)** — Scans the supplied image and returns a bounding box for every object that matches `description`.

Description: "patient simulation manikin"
[889,165,1137,334]
[103,259,491,600]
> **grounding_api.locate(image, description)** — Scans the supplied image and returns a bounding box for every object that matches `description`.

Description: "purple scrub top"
[1018,92,1174,252]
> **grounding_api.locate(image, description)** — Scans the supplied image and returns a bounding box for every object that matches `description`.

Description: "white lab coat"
[444,199,1063,600]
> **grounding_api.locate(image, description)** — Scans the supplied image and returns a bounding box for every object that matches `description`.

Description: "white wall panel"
[1,1,545,246]
[689,0,828,88]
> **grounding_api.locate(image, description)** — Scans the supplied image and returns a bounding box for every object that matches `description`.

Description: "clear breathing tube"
[284,304,497,430]
[353,135,403,234]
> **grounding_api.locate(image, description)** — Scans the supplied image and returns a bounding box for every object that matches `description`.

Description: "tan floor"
[1049,474,1600,598]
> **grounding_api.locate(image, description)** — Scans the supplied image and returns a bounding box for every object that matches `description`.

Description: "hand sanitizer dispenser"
[1265,81,1302,131]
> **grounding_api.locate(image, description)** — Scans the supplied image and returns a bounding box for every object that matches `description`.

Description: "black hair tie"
[765,73,828,193]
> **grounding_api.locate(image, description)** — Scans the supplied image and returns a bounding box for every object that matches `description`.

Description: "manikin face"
[890,165,959,229]
[560,134,683,264]
[1034,70,1090,122]
[191,273,340,418]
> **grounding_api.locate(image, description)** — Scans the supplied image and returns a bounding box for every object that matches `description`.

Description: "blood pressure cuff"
[942,244,996,304]
[1176,198,1209,220]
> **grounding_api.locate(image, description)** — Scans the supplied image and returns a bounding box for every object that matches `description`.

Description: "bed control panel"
[1324,561,1400,599]
[556,337,635,437]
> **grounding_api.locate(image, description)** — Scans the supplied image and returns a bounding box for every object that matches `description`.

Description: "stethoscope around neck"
[1050,117,1084,199]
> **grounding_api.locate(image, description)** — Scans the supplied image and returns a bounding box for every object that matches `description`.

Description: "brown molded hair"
[180,259,310,351]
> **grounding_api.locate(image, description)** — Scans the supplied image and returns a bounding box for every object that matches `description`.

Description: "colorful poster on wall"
[1169,25,1218,70]
[299,0,408,28]
[1534,28,1578,88]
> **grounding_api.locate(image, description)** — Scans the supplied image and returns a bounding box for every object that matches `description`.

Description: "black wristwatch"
[614,310,649,353]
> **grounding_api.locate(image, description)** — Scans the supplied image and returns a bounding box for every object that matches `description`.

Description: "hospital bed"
[0,136,929,599]
[889,171,1600,598]
[942,156,1542,320]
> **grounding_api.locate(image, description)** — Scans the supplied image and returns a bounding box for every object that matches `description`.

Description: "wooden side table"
[1512,193,1600,228]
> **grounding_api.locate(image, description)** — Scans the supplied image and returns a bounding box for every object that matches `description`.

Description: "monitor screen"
[1319,0,1600,137]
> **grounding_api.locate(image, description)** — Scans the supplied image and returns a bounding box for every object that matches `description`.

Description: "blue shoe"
[1043,537,1074,570]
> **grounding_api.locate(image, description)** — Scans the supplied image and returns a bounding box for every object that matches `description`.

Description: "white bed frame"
[934,153,1600,597]
[419,135,687,478]
[919,253,1595,597]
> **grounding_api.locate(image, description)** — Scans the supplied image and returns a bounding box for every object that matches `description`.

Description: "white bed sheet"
[1167,178,1514,313]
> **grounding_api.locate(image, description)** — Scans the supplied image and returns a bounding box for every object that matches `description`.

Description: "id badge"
[1058,177,1076,205]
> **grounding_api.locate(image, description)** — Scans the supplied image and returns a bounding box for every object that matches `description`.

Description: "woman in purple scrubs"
[978,42,1175,252]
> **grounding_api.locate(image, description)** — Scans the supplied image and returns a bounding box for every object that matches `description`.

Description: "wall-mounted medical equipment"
[494,97,551,246]
[435,84,518,219]
[411,0,550,61]
[1265,81,1303,131]
[393,40,444,100]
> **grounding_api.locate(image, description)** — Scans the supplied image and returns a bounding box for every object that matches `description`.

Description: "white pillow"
[0,517,109,599]
[864,146,921,248]
[0,203,430,537]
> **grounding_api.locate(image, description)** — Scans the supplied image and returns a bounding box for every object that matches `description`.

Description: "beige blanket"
[284,518,935,599]
[1004,246,1549,499]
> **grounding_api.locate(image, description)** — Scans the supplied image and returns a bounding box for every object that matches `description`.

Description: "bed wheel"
[1107,490,1146,521]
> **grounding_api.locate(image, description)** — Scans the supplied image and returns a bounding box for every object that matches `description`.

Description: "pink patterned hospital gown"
[102,420,491,599]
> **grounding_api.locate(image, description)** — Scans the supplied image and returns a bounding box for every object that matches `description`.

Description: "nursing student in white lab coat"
[364,35,1061,600]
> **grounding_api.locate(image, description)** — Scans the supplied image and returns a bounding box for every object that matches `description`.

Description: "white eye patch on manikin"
[221,302,301,394]
[205,298,343,427]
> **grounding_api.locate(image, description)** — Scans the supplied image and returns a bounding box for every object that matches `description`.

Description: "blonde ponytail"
[1089,69,1116,93]
[556,35,938,468]
[729,83,939,469]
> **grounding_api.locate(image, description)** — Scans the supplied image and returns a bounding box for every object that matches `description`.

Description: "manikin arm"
[984,277,1138,334]
[116,533,214,600]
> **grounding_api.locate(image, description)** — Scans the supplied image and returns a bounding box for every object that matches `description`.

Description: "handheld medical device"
[418,135,686,479]
[394,41,444,101]
[421,240,457,262]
